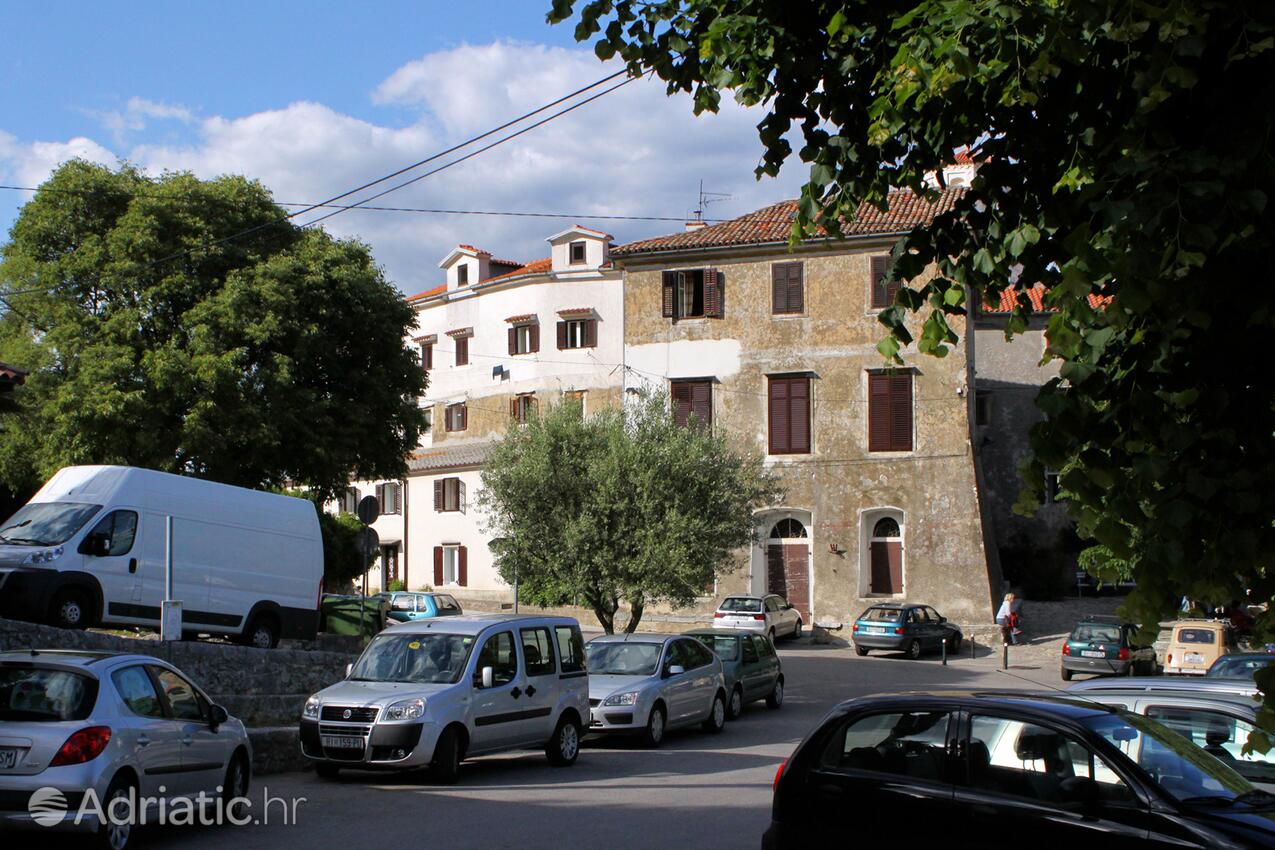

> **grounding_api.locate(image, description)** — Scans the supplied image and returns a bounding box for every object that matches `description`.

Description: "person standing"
[996,592,1020,645]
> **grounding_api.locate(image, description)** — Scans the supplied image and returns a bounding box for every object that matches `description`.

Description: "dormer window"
[457,264,469,286]
[569,241,587,264]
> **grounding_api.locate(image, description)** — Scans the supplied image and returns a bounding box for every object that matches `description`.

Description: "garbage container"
[320,594,388,640]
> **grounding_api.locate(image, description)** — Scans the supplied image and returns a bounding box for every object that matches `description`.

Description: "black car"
[764,692,1275,849]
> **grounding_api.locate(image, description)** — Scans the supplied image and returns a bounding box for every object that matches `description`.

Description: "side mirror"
[939,616,947,623]
[667,664,686,677]
[1060,776,1101,807]
[209,704,229,732]
[345,663,353,677]
[481,666,494,689]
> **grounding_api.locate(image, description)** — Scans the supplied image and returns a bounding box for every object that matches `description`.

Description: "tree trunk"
[624,598,645,634]
[591,594,620,634]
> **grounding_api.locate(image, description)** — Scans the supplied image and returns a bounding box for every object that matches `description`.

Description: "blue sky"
[0,1,809,292]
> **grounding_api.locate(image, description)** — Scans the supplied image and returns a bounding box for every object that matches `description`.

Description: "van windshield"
[0,502,102,546]
[348,633,476,685]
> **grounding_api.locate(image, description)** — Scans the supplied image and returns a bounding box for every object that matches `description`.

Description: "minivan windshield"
[0,502,102,546]
[586,641,663,676]
[348,633,476,685]
[0,666,98,721]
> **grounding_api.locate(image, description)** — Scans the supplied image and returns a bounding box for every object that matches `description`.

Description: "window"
[740,637,758,663]
[153,668,206,722]
[974,390,992,427]
[662,640,690,674]
[421,342,433,371]
[434,477,466,513]
[454,336,469,366]
[771,262,804,315]
[750,633,774,660]
[1045,471,1063,503]
[434,595,462,615]
[693,633,741,662]
[768,376,811,454]
[390,594,416,611]
[1145,707,1275,785]
[475,632,517,686]
[661,268,723,319]
[445,402,467,432]
[111,666,163,718]
[569,240,587,264]
[422,408,433,434]
[457,264,469,286]
[682,639,715,669]
[557,318,597,349]
[84,510,138,557]
[555,625,586,674]
[871,255,903,309]
[671,379,712,428]
[868,372,913,452]
[508,322,539,356]
[376,482,401,515]
[520,627,556,677]
[510,393,537,424]
[563,390,587,415]
[821,711,954,783]
[434,544,467,586]
[340,487,359,515]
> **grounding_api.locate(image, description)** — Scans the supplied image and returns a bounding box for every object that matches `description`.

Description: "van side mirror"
[209,704,229,732]
[480,666,494,689]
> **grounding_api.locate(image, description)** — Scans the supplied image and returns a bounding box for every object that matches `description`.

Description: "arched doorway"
[766,517,811,623]
[868,516,903,595]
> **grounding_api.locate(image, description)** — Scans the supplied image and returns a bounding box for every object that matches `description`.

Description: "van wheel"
[545,715,581,767]
[96,773,137,850]
[50,588,93,630]
[431,726,463,784]
[242,614,279,649]
[641,705,666,748]
[314,762,340,779]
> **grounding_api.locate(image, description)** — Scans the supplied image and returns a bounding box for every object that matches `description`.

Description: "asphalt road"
[41,639,1061,850]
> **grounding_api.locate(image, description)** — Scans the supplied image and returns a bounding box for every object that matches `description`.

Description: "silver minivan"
[300,614,589,784]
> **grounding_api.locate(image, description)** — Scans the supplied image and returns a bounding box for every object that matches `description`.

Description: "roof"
[982,284,1111,314]
[405,284,446,303]
[588,633,680,644]
[557,307,595,317]
[832,691,1114,720]
[407,442,494,473]
[1066,677,1257,696]
[0,649,127,664]
[611,188,965,258]
[505,313,536,324]
[548,224,613,242]
[483,257,553,285]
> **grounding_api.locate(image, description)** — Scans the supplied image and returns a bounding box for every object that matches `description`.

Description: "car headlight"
[302,696,320,720]
[384,698,425,721]
[22,546,64,565]
[602,691,639,707]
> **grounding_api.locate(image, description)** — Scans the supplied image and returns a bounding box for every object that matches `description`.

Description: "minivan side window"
[111,666,163,718]
[520,627,556,677]
[683,639,714,670]
[476,632,518,686]
[555,625,585,674]
[85,510,138,557]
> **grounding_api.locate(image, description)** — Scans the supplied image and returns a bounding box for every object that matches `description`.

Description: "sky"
[0,1,811,294]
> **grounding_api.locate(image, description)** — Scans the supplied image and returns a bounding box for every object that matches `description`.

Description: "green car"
[1061,614,1157,680]
[685,628,784,718]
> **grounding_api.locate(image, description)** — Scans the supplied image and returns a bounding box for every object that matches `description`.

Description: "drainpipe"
[402,476,409,590]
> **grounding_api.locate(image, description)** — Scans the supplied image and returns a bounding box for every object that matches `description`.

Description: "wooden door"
[870,541,902,594]
[766,544,811,623]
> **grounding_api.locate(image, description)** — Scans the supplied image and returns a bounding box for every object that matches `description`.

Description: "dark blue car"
[852,602,962,659]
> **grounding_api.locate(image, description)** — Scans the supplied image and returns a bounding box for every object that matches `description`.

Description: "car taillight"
[50,726,111,767]
[894,627,905,635]
[714,613,724,618]
[773,759,787,791]
[1167,653,1174,666]
[753,615,766,621]
[1118,647,1130,661]
[852,623,860,632]
[1062,643,1071,656]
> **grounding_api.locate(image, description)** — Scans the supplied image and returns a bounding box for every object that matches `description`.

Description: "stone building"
[613,192,1000,625]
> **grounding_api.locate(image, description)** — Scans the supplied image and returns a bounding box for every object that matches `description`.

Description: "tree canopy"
[0,161,427,500]
[551,2,1275,637]
[479,393,781,633]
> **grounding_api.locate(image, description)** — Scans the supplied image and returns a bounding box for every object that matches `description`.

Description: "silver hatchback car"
[586,634,728,747]
[0,649,251,850]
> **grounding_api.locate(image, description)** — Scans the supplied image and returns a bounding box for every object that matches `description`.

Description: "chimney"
[685,219,708,232]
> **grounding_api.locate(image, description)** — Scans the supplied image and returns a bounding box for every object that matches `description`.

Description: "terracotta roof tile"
[457,244,490,256]
[982,284,1111,314]
[407,442,494,473]
[482,257,552,285]
[557,307,595,317]
[405,283,446,302]
[611,188,965,257]
[505,313,537,324]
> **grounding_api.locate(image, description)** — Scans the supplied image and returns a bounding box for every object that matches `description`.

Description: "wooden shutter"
[662,271,676,318]
[768,378,789,454]
[508,327,517,355]
[771,264,788,314]
[456,337,468,366]
[433,546,444,586]
[584,319,597,348]
[868,373,892,451]
[375,484,385,513]
[671,381,692,427]
[870,255,891,308]
[789,378,810,452]
[787,263,804,313]
[434,479,444,511]
[509,397,518,419]
[459,480,466,514]
[691,381,712,428]
[890,373,913,451]
[556,321,567,349]
[868,372,912,451]
[457,546,468,587]
[530,323,539,353]
[459,404,467,431]
[422,344,432,370]
[704,268,723,317]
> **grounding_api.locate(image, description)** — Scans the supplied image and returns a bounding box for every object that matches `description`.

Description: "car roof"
[388,613,576,636]
[1214,652,1275,661]
[1172,619,1231,628]
[1074,615,1127,625]
[1066,676,1258,696]
[0,649,174,675]
[684,629,748,638]
[833,691,1117,720]
[862,602,921,610]
[1072,689,1259,712]
[719,595,766,601]
[588,633,679,644]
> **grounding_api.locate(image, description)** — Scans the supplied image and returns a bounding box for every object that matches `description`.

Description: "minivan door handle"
[510,687,522,699]
[128,558,138,574]
[525,684,536,697]
[136,735,151,747]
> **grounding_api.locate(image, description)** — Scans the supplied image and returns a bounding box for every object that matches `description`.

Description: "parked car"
[1072,686,1275,791]
[763,691,1275,849]
[1067,675,1259,698]
[0,465,324,648]
[585,634,727,747]
[300,614,589,784]
[1163,619,1238,675]
[851,602,962,659]
[685,628,784,717]
[712,594,802,642]
[1207,651,1275,681]
[1060,614,1158,680]
[377,591,463,625]
[0,649,251,850]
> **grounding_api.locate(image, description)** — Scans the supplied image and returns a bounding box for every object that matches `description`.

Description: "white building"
[344,226,625,595]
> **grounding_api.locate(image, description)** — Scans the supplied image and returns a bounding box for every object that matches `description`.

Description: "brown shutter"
[508,327,517,355]
[890,373,913,451]
[459,404,467,431]
[704,268,723,317]
[662,271,676,318]
[459,481,466,514]
[868,373,892,451]
[584,319,597,348]
[375,484,384,513]
[871,256,892,308]
[457,546,468,587]
[789,378,810,452]
[530,323,539,353]
[433,546,444,586]
[422,344,432,370]
[434,479,444,511]
[787,263,804,314]
[691,381,712,428]
[671,382,692,427]
[771,264,787,314]
[768,378,789,454]
[556,321,567,349]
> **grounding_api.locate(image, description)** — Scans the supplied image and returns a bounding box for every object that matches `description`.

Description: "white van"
[0,466,323,647]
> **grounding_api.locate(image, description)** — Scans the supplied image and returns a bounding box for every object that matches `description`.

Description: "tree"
[551,3,1275,654]
[479,392,782,633]
[0,161,427,500]
[319,510,368,591]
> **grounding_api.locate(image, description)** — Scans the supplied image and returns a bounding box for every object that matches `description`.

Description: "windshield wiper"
[1181,795,1242,807]
[1235,790,1275,808]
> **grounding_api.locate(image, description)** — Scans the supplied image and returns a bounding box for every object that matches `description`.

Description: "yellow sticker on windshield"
[407,641,421,650]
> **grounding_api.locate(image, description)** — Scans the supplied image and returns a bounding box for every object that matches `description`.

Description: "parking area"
[52,640,1060,850]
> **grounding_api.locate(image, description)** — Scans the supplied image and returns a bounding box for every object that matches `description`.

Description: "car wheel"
[49,588,93,630]
[96,774,137,850]
[766,677,784,710]
[854,645,870,657]
[314,762,341,779]
[767,628,776,645]
[792,620,803,640]
[431,726,463,784]
[545,715,581,767]
[906,639,923,660]
[221,751,250,819]
[702,692,726,733]
[641,704,666,748]
[242,614,280,649]
[1060,665,1073,682]
[727,685,744,720]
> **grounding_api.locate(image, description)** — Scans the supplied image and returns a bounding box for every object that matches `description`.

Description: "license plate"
[1081,650,1106,658]
[867,626,886,634]
[321,735,362,749]
[0,748,17,769]
[1186,653,1204,665]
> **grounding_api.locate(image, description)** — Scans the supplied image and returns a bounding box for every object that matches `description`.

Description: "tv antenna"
[691,180,733,222]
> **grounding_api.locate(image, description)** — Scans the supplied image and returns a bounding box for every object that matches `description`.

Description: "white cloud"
[89,97,196,146]
[0,41,810,293]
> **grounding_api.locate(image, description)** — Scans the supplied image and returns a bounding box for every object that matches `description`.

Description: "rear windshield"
[719,598,762,613]
[859,608,903,622]
[1071,625,1121,643]
[1177,628,1217,644]
[0,666,98,721]
[691,634,739,662]
[1208,656,1273,679]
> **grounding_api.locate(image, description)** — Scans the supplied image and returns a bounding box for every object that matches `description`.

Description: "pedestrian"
[996,592,1017,645]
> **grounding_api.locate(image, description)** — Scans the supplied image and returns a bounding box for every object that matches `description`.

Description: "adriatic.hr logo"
[27,786,68,826]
